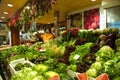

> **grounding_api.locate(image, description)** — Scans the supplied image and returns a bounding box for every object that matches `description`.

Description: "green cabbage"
[32,64,49,72]
[113,77,120,80]
[116,46,120,52]
[67,64,77,72]
[91,62,102,70]
[69,43,93,64]
[45,71,59,79]
[95,46,114,60]
[86,68,97,78]
[11,68,38,80]
[115,38,120,47]
[32,76,46,80]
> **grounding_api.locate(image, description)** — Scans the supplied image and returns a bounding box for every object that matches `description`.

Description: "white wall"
[68,0,120,30]
[100,0,120,29]
[68,4,101,29]
[102,0,120,8]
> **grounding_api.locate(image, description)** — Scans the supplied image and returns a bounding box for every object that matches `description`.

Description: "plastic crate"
[9,58,34,76]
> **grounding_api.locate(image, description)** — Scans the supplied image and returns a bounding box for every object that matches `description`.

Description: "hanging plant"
[14,0,57,27]
[28,0,56,18]
[14,7,31,27]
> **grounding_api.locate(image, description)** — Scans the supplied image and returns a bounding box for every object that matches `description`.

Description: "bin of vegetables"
[9,58,34,76]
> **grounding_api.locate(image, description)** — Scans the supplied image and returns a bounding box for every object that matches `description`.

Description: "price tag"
[73,54,80,60]
[67,70,77,78]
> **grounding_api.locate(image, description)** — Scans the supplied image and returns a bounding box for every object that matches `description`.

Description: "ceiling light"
[1,17,5,19]
[48,22,50,24]
[3,12,8,14]
[7,4,13,7]
[91,0,96,1]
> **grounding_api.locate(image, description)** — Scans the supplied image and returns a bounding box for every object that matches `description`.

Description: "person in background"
[21,31,31,43]
[33,31,43,42]
[51,27,55,37]
[41,28,54,43]
[7,31,11,45]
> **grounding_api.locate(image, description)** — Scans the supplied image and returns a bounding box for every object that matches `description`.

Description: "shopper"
[20,30,31,44]
[41,28,54,43]
[51,27,55,38]
[33,31,43,42]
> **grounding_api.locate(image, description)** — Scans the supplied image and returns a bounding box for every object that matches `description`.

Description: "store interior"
[0,0,120,80]
[0,0,120,45]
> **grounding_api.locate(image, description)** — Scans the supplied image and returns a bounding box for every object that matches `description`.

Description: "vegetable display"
[0,27,120,80]
[69,43,93,64]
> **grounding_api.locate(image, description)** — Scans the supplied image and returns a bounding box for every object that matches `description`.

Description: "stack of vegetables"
[0,44,40,63]
[86,45,120,80]
[11,64,60,80]
[0,27,120,80]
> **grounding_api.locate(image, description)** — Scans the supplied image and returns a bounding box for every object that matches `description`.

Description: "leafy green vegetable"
[32,75,46,80]
[86,68,97,78]
[114,61,120,72]
[95,46,114,60]
[116,46,120,52]
[58,46,65,57]
[69,43,93,64]
[0,49,11,60]
[14,63,32,71]
[30,42,43,49]
[68,38,76,46]
[54,63,68,73]
[104,60,116,66]
[32,64,49,72]
[45,71,59,79]
[94,57,120,79]
[99,34,107,40]
[90,62,102,70]
[113,76,120,80]
[60,73,74,80]
[67,64,77,72]
[44,58,57,69]
[115,38,120,47]
[115,52,120,56]
[11,67,39,80]
[78,30,97,43]
[101,28,110,35]
[11,65,59,80]
[95,56,104,62]
[99,40,106,47]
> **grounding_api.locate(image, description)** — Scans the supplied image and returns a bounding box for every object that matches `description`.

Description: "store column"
[54,10,60,37]
[66,18,71,29]
[10,26,20,45]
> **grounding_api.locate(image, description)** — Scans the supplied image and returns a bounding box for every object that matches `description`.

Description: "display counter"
[0,45,11,51]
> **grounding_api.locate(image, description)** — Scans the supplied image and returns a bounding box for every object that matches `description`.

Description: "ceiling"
[0,0,101,24]
[102,0,120,5]
[0,0,27,22]
[36,0,102,24]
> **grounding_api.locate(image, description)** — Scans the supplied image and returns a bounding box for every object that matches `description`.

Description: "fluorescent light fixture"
[7,4,13,7]
[26,6,30,9]
[91,0,96,1]
[3,11,8,14]
[1,17,5,19]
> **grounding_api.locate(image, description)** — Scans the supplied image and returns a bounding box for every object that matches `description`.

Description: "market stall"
[0,27,120,80]
[0,0,120,80]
